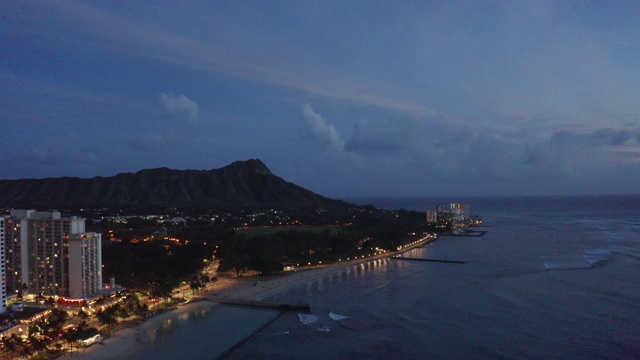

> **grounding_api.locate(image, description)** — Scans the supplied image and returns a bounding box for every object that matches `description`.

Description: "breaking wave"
[582,249,613,266]
[329,312,350,321]
[298,313,331,332]
[542,249,613,270]
[268,331,290,336]
[298,313,318,325]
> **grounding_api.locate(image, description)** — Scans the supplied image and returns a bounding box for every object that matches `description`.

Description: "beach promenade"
[58,235,436,359]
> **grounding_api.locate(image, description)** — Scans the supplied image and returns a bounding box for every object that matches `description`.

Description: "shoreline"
[59,236,436,359]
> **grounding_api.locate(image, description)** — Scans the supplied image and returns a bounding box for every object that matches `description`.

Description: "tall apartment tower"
[0,217,7,313]
[68,232,102,299]
[4,210,102,299]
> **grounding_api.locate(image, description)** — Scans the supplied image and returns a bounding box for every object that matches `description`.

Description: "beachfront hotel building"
[450,203,470,222]
[0,217,7,313]
[3,210,102,299]
[426,210,437,224]
[68,232,102,299]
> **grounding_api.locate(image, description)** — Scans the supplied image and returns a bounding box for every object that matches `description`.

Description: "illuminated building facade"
[426,210,437,223]
[68,232,102,299]
[0,217,6,313]
[450,203,470,222]
[3,210,102,298]
[436,204,453,226]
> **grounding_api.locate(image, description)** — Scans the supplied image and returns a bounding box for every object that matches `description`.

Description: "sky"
[1,1,639,198]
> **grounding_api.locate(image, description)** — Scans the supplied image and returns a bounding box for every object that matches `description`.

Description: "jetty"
[391,256,465,264]
[441,230,487,237]
[216,311,286,359]
[211,297,311,312]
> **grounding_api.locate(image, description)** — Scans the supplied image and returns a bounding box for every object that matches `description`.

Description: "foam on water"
[542,249,613,270]
[298,313,318,325]
[298,313,331,332]
[329,312,350,321]
[542,256,591,270]
[268,331,290,336]
[582,255,608,266]
[582,249,613,266]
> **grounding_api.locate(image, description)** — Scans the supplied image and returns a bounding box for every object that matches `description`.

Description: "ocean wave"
[298,313,332,332]
[582,249,613,266]
[268,331,290,336]
[542,257,592,270]
[298,313,318,325]
[609,246,640,259]
[601,230,623,241]
[329,312,350,321]
[542,249,613,270]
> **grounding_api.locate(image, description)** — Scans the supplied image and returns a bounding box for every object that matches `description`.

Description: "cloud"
[159,92,199,122]
[345,119,415,154]
[30,2,437,119]
[551,127,640,148]
[301,104,345,152]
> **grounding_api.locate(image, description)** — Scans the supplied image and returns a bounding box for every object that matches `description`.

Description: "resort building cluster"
[426,203,481,229]
[0,210,103,315]
[0,202,478,356]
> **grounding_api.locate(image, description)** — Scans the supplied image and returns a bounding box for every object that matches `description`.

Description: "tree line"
[96,207,426,294]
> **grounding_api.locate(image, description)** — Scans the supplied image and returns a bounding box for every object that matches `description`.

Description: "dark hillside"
[0,159,348,210]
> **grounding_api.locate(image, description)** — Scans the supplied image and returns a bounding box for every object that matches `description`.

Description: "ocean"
[125,195,640,359]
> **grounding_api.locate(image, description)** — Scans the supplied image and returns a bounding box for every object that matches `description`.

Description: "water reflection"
[162,319,173,332]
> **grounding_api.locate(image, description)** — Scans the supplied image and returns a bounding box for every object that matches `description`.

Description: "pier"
[216,311,286,359]
[211,297,311,312]
[391,256,465,264]
[441,230,487,237]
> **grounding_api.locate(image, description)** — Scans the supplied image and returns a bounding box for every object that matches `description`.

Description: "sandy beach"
[59,237,434,359]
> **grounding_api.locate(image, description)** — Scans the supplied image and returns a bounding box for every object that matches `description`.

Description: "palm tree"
[27,332,44,357]
[74,320,99,351]
[0,335,15,360]
[42,309,67,340]
[121,293,136,313]
[115,304,129,321]
[61,327,77,353]
[9,334,26,359]
[95,308,117,335]
[77,310,89,321]
[199,274,210,289]
[45,297,55,308]
[76,320,90,335]
[134,303,150,320]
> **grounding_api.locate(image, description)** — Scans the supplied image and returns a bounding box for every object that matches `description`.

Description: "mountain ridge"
[0,159,347,210]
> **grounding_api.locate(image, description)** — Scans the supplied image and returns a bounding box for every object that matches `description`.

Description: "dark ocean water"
[127,195,640,359]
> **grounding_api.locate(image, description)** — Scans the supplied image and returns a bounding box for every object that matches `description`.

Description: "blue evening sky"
[1,1,639,197]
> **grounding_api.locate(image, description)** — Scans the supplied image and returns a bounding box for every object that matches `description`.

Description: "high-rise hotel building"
[3,210,102,299]
[68,232,102,299]
[450,203,470,221]
[0,217,7,313]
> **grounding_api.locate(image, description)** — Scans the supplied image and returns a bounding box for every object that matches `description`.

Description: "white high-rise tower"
[3,210,102,298]
[0,217,7,313]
